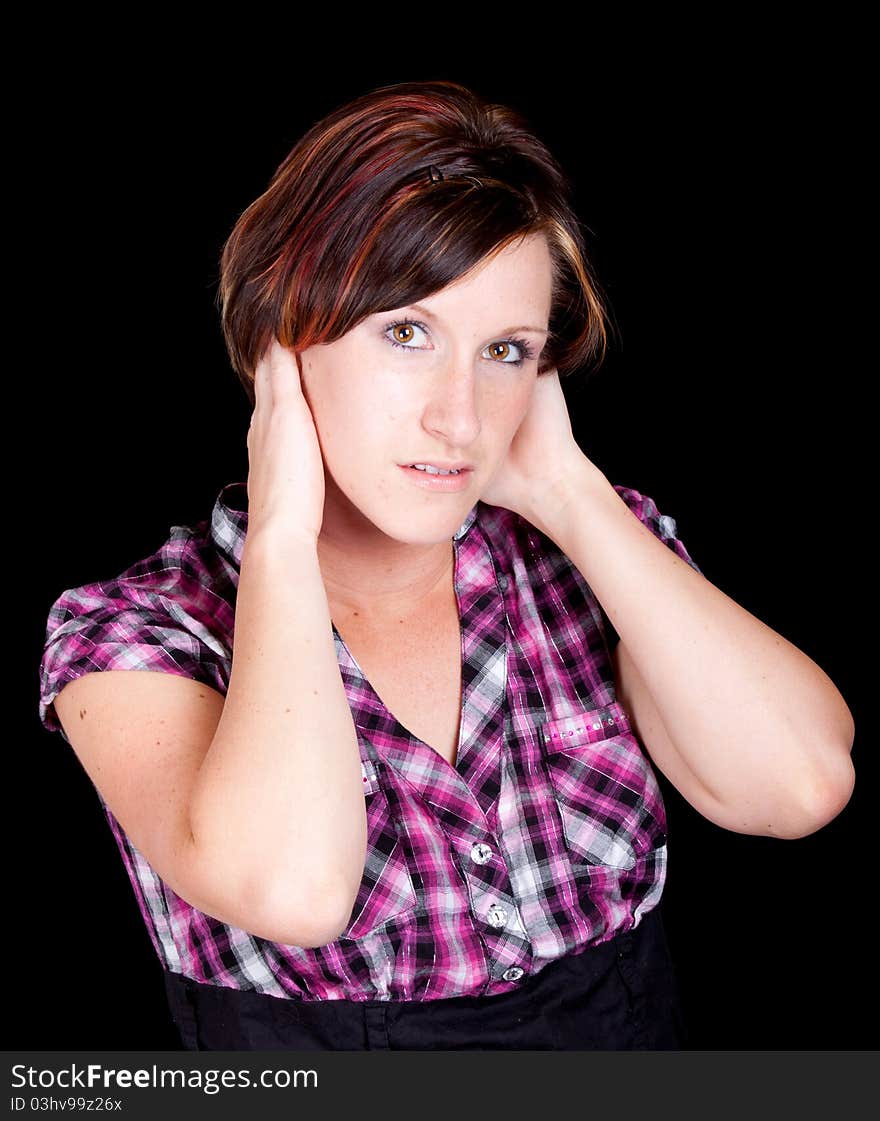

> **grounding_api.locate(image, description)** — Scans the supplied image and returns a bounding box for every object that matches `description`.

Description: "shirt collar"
[210,482,249,569]
[453,503,479,541]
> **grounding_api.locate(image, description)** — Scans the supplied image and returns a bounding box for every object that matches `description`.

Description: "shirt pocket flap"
[540,700,667,869]
[542,701,632,749]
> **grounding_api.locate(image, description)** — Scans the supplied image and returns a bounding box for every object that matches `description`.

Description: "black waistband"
[163,905,686,1051]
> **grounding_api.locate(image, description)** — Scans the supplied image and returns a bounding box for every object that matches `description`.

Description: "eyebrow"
[398,304,550,337]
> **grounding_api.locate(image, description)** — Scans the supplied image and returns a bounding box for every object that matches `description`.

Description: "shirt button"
[487,904,508,929]
[498,575,509,591]
[470,842,493,864]
[502,966,524,982]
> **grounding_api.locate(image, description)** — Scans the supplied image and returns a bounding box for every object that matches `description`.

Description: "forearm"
[188,529,366,940]
[535,460,856,824]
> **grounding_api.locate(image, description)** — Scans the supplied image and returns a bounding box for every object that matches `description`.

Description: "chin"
[376,510,467,546]
[363,497,469,544]
[329,473,474,544]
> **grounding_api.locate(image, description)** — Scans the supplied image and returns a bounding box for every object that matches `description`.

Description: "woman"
[37,79,856,1050]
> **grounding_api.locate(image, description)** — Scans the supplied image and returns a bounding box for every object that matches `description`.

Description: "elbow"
[254,879,357,949]
[253,914,349,950]
[703,750,857,840]
[183,826,362,946]
[781,752,856,840]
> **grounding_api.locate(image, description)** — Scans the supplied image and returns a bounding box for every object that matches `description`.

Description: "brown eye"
[392,324,416,344]
[385,321,429,351]
[488,342,512,360]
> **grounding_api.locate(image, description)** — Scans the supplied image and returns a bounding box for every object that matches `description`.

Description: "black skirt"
[163,904,688,1051]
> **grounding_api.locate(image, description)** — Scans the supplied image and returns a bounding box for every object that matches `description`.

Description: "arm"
[479,368,855,841]
[187,528,367,939]
[600,508,856,842]
[54,531,367,947]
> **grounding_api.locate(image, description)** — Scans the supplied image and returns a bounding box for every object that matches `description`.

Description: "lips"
[401,461,473,473]
[399,464,473,490]
[409,464,462,476]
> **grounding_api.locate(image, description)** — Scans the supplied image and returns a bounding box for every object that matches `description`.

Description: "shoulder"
[39,489,239,739]
[608,484,703,574]
[474,483,701,646]
[474,500,612,654]
[49,480,244,623]
[44,514,235,643]
[474,501,553,565]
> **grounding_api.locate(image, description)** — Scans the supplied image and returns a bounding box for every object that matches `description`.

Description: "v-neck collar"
[331,504,508,822]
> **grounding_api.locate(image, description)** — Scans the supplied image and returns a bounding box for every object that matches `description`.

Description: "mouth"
[406,463,465,475]
[399,463,473,491]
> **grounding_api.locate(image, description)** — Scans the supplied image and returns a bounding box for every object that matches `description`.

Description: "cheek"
[517,381,537,422]
[324,391,397,471]
[304,369,362,441]
[493,379,536,436]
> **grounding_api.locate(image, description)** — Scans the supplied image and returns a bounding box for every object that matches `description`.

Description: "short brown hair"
[218,80,612,408]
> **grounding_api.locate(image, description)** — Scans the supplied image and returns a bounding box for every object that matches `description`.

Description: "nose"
[420,361,482,450]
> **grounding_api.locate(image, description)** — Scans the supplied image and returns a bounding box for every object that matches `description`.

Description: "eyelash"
[382,319,537,367]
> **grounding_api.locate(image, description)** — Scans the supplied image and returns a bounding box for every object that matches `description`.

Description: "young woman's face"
[299,232,554,546]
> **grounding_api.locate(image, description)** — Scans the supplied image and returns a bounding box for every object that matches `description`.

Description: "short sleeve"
[603,485,704,652]
[38,527,234,746]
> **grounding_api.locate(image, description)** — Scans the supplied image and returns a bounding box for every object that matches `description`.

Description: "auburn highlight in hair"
[218,80,612,408]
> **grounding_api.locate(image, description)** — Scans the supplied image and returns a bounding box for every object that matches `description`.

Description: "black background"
[16,40,871,1052]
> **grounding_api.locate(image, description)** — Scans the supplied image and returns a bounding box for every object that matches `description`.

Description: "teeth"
[411,464,460,475]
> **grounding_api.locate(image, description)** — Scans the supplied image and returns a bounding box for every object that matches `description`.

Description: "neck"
[316,501,456,621]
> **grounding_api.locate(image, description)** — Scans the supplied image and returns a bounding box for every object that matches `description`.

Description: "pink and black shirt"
[38,481,702,1003]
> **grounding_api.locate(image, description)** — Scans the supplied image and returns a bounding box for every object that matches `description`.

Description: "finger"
[252,346,273,410]
[268,342,305,398]
[271,339,302,375]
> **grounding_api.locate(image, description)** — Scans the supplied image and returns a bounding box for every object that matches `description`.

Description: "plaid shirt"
[38,481,702,1002]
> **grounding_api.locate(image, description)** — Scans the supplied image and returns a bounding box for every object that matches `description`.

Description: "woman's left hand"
[478,368,599,523]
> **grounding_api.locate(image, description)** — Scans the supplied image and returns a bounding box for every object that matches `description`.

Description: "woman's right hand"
[246,339,326,546]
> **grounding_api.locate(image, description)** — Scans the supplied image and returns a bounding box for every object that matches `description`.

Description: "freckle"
[79,709,86,719]
[353,611,359,617]
[285,708,291,713]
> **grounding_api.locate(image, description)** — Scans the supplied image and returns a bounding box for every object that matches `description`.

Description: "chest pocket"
[337,758,419,941]
[541,701,667,871]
